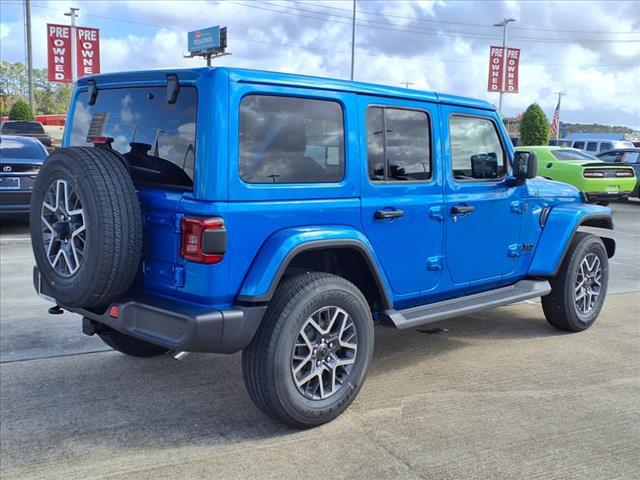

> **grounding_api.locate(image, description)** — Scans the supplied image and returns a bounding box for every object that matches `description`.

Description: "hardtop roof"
[75,67,496,111]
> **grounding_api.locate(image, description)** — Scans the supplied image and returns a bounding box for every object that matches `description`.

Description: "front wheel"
[242,272,374,428]
[542,232,609,332]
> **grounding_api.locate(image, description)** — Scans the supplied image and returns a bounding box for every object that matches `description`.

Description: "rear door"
[442,108,522,286]
[358,96,444,302]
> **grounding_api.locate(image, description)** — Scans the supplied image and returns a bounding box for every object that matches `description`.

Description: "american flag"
[549,97,561,138]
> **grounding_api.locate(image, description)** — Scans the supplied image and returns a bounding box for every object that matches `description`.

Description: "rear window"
[239,95,344,184]
[69,86,197,189]
[551,149,599,161]
[0,138,47,159]
[1,122,45,134]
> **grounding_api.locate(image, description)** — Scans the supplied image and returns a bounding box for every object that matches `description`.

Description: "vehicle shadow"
[0,215,30,236]
[1,302,560,470]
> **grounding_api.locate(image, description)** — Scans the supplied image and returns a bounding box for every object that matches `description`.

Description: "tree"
[8,99,34,120]
[520,103,550,146]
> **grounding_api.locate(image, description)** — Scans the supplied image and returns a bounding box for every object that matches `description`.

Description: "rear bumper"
[0,191,32,214]
[34,267,266,354]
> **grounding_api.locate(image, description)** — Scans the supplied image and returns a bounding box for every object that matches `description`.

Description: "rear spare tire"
[30,147,142,308]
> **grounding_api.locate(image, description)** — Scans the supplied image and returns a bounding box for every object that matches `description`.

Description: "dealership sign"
[487,46,520,93]
[47,23,100,83]
[188,26,220,54]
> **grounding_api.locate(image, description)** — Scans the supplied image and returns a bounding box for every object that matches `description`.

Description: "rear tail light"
[180,217,226,264]
[584,170,605,178]
[615,171,634,177]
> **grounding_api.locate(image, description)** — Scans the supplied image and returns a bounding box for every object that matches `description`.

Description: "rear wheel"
[98,327,169,358]
[242,272,374,428]
[542,232,609,332]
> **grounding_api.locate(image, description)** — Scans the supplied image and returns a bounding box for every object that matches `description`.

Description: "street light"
[493,17,516,114]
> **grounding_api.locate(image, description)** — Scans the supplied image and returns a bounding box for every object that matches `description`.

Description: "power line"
[294,0,639,35]
[232,1,640,44]
[22,2,639,68]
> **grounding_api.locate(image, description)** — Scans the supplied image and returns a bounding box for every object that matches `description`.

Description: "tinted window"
[449,116,505,180]
[598,152,623,162]
[0,138,47,159]
[366,107,431,182]
[1,121,45,134]
[625,152,640,163]
[69,86,197,189]
[573,142,585,149]
[586,142,598,152]
[552,149,599,161]
[239,95,344,184]
[600,142,613,151]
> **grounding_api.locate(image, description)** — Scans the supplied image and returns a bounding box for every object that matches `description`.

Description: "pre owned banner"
[76,26,100,77]
[47,23,100,83]
[487,46,520,93]
[47,23,72,83]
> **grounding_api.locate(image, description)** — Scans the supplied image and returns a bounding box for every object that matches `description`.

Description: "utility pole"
[401,81,414,89]
[65,7,80,82]
[553,91,566,142]
[493,17,516,113]
[24,0,34,110]
[350,0,356,81]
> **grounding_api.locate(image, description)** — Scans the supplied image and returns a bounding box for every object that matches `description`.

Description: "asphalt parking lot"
[1,201,638,480]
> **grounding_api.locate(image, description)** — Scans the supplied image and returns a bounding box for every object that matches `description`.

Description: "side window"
[573,142,585,149]
[599,152,622,162]
[600,142,613,152]
[625,152,640,163]
[366,106,431,182]
[239,95,344,184]
[586,142,598,152]
[449,115,505,181]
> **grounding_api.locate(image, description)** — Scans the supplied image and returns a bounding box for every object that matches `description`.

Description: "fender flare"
[236,227,393,308]
[528,204,614,277]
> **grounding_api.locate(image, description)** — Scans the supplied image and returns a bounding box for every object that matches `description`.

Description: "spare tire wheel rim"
[291,305,358,400]
[41,178,86,277]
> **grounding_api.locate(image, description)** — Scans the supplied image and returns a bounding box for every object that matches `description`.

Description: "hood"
[529,177,581,199]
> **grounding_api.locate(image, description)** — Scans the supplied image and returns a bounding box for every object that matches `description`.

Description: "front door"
[358,96,444,303]
[442,108,522,286]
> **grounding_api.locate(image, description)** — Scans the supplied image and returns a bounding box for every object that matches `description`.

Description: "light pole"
[493,17,516,113]
[64,7,80,82]
[401,81,414,89]
[350,0,356,81]
[24,0,34,110]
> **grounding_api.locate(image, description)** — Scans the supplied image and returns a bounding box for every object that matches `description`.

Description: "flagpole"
[553,91,565,142]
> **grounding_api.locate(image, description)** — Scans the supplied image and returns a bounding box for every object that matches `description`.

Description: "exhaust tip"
[169,350,191,361]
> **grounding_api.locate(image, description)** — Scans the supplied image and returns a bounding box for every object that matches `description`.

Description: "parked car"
[1,121,54,150]
[570,139,634,154]
[0,135,48,215]
[597,148,640,198]
[517,146,637,205]
[31,68,616,427]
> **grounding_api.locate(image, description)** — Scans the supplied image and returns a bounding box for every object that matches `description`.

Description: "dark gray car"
[597,148,640,197]
[0,135,48,214]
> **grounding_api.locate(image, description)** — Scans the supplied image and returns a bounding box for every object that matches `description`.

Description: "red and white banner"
[47,23,73,83]
[487,46,520,93]
[47,23,100,83]
[76,26,100,77]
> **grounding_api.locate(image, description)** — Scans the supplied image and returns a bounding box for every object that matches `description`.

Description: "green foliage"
[519,103,550,146]
[8,99,34,120]
[1,61,71,117]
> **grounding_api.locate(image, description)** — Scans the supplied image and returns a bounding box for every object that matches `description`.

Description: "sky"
[1,0,639,129]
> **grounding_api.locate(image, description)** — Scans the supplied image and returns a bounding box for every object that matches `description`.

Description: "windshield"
[551,149,600,161]
[69,86,197,189]
[2,122,45,134]
[0,138,47,159]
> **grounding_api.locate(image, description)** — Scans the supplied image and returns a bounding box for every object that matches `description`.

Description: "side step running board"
[383,280,551,330]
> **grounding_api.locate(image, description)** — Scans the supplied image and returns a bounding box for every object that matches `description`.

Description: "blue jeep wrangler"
[31,68,615,427]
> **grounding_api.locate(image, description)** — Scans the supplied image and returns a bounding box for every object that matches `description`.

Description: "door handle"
[374,209,404,220]
[451,205,475,215]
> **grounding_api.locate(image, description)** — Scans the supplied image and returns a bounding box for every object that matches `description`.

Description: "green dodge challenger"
[515,146,637,204]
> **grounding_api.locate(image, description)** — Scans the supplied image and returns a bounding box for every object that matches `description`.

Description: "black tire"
[98,327,169,357]
[242,272,374,428]
[542,232,609,332]
[30,147,142,308]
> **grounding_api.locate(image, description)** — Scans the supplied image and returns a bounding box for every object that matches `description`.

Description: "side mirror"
[513,151,537,180]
